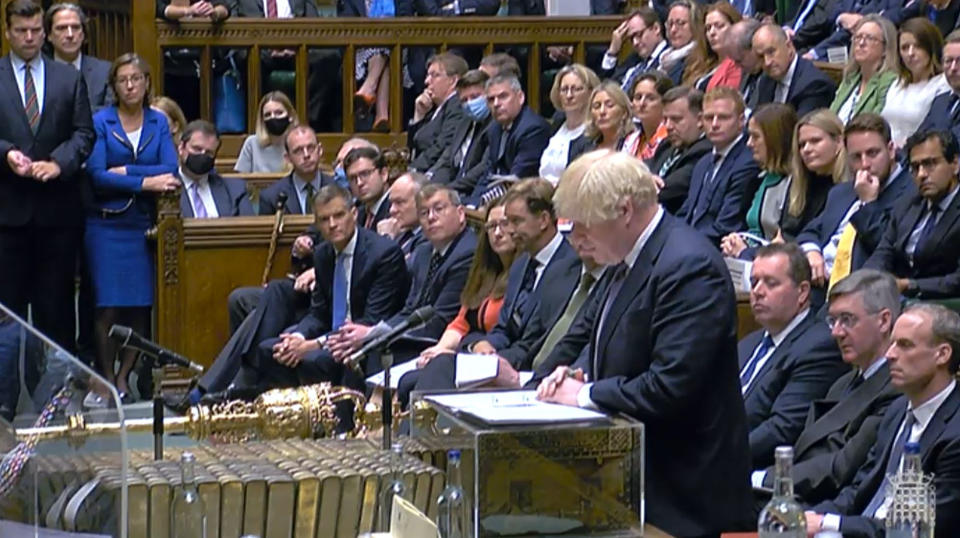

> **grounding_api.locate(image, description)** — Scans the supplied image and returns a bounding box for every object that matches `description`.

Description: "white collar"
[179,167,208,189]
[779,54,799,86]
[770,307,810,346]
[10,52,41,71]
[369,189,390,218]
[54,52,82,71]
[909,379,956,431]
[714,133,744,159]
[337,228,359,258]
[929,183,960,214]
[292,172,320,193]
[862,356,887,380]
[532,230,563,267]
[624,205,665,269]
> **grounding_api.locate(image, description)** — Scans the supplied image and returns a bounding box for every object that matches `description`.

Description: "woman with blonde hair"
[721,104,798,259]
[831,15,899,123]
[787,109,847,234]
[235,91,299,173]
[539,64,600,184]
[683,1,741,90]
[567,81,635,162]
[150,95,186,144]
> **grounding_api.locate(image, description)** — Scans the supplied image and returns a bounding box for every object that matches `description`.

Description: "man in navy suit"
[248,184,410,390]
[598,7,668,91]
[408,53,467,174]
[175,120,253,218]
[0,0,95,353]
[807,303,960,537]
[752,24,836,117]
[798,113,914,294]
[538,151,753,536]
[865,129,960,299]
[430,69,493,195]
[739,243,846,469]
[471,75,550,202]
[44,3,112,111]
[753,269,900,505]
[677,87,760,245]
[344,146,391,230]
[259,125,334,215]
[918,31,960,139]
[886,0,960,40]
[803,0,899,61]
[376,172,426,269]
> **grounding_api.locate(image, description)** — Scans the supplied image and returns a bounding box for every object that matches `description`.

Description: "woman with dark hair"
[85,53,180,401]
[683,1,741,90]
[881,17,950,146]
[623,70,673,160]
[721,104,798,259]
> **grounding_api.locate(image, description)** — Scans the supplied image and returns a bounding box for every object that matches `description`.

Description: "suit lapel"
[896,199,925,252]
[743,314,813,400]
[180,188,194,217]
[208,175,232,216]
[286,176,303,214]
[1,57,34,136]
[739,332,763,370]
[920,385,960,459]
[349,230,369,314]
[917,194,960,258]
[795,367,890,455]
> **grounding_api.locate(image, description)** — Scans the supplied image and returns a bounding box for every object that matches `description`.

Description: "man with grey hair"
[536,150,753,535]
[752,23,836,116]
[471,74,550,204]
[807,302,960,537]
[45,3,112,110]
[752,269,900,506]
[378,171,427,268]
[726,18,762,111]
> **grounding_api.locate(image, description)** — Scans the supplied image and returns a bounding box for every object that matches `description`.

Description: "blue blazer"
[86,106,178,213]
[796,165,914,271]
[178,171,254,217]
[755,57,837,117]
[739,310,846,469]
[472,106,551,199]
[392,227,477,340]
[563,213,753,536]
[295,227,410,339]
[812,386,960,537]
[677,136,760,245]
[864,189,960,299]
[258,171,335,215]
[463,235,581,368]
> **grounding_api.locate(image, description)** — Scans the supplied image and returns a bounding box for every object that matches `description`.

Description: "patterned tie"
[304,183,316,214]
[621,64,644,94]
[740,332,775,391]
[949,94,960,124]
[417,251,444,306]
[828,222,857,290]
[190,182,209,219]
[916,204,940,257]
[862,411,918,517]
[658,147,683,178]
[332,253,348,330]
[513,259,540,322]
[364,209,376,229]
[23,64,39,133]
[532,272,596,369]
[266,0,278,17]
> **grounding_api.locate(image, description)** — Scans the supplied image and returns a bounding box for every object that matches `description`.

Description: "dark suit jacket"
[179,172,254,217]
[887,0,960,40]
[918,91,960,140]
[598,52,642,83]
[739,311,846,468]
[647,136,711,215]
[79,55,113,111]
[410,95,465,172]
[432,115,492,194]
[760,365,899,504]
[465,235,581,368]
[295,227,410,338]
[357,195,392,231]
[473,106,551,197]
[390,227,477,339]
[782,0,839,51]
[0,55,94,228]
[258,171,335,214]
[796,165,915,271]
[229,0,319,15]
[864,190,960,299]
[810,0,899,59]
[812,386,960,538]
[755,57,837,117]
[677,136,760,245]
[555,212,753,536]
[409,0,501,14]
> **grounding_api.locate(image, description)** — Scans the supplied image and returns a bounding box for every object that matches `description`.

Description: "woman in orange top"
[623,71,673,161]
[417,197,517,364]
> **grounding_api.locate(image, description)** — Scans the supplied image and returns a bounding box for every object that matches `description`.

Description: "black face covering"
[184,152,215,175]
[265,116,291,136]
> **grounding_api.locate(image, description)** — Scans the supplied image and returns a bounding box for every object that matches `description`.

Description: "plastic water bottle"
[758,446,806,537]
[436,449,467,538]
[378,442,409,531]
[171,451,207,538]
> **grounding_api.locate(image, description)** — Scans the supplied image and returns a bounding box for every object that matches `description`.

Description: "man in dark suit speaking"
[537,150,752,536]
[0,0,94,352]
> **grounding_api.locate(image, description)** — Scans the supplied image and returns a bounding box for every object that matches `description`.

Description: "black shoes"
[199,384,263,405]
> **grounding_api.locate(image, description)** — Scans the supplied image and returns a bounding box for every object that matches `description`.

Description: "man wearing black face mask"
[176,120,253,217]
[428,69,493,195]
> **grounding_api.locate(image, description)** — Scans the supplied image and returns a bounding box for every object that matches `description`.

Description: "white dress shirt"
[292,172,322,214]
[740,308,811,394]
[539,122,585,184]
[10,53,45,117]
[264,0,293,17]
[774,55,799,104]
[531,231,564,290]
[179,167,220,218]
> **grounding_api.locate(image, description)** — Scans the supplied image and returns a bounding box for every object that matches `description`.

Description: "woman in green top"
[830,15,900,123]
[721,104,796,259]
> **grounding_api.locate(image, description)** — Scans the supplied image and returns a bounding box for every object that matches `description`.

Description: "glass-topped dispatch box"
[409,389,645,537]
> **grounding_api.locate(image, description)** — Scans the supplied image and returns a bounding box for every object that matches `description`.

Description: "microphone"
[343,306,435,375]
[108,325,205,374]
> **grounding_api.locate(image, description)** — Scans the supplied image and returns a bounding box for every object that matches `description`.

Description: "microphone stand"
[151,355,164,461]
[381,350,394,450]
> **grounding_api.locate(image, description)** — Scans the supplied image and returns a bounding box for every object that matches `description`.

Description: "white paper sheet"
[424,390,608,425]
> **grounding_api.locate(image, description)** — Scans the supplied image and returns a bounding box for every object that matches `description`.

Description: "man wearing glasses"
[918,30,960,141]
[599,7,668,92]
[864,128,960,298]
[751,269,900,507]
[343,146,391,230]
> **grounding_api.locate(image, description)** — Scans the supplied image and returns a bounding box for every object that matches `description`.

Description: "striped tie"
[266,0,278,17]
[23,64,39,133]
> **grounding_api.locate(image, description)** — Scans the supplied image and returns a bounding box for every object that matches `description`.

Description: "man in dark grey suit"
[753,269,900,506]
[44,3,112,111]
[175,120,253,217]
[429,69,492,195]
[258,125,334,215]
[409,52,467,173]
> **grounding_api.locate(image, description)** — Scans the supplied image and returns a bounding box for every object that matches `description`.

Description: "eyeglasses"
[852,33,883,45]
[909,156,945,176]
[666,19,689,28]
[419,203,453,219]
[484,219,509,232]
[347,167,379,183]
[825,313,861,330]
[116,74,146,86]
[559,85,586,95]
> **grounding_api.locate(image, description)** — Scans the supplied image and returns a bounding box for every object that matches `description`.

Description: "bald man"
[752,24,836,117]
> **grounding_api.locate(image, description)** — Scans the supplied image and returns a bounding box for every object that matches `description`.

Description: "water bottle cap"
[904,441,921,454]
[181,451,196,462]
[774,446,794,458]
[448,449,461,461]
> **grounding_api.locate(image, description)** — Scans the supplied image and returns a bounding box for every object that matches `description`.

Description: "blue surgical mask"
[333,165,348,188]
[462,95,490,122]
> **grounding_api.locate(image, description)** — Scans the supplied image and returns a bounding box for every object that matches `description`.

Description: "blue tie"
[332,254,348,330]
[862,411,918,517]
[916,204,940,256]
[740,332,774,389]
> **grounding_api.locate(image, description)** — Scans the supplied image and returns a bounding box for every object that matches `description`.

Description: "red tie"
[266,0,278,17]
[365,211,375,229]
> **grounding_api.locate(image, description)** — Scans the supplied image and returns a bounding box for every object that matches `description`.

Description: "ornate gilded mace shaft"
[17,383,376,443]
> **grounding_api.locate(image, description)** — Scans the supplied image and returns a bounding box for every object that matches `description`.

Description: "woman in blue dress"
[85,53,179,400]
